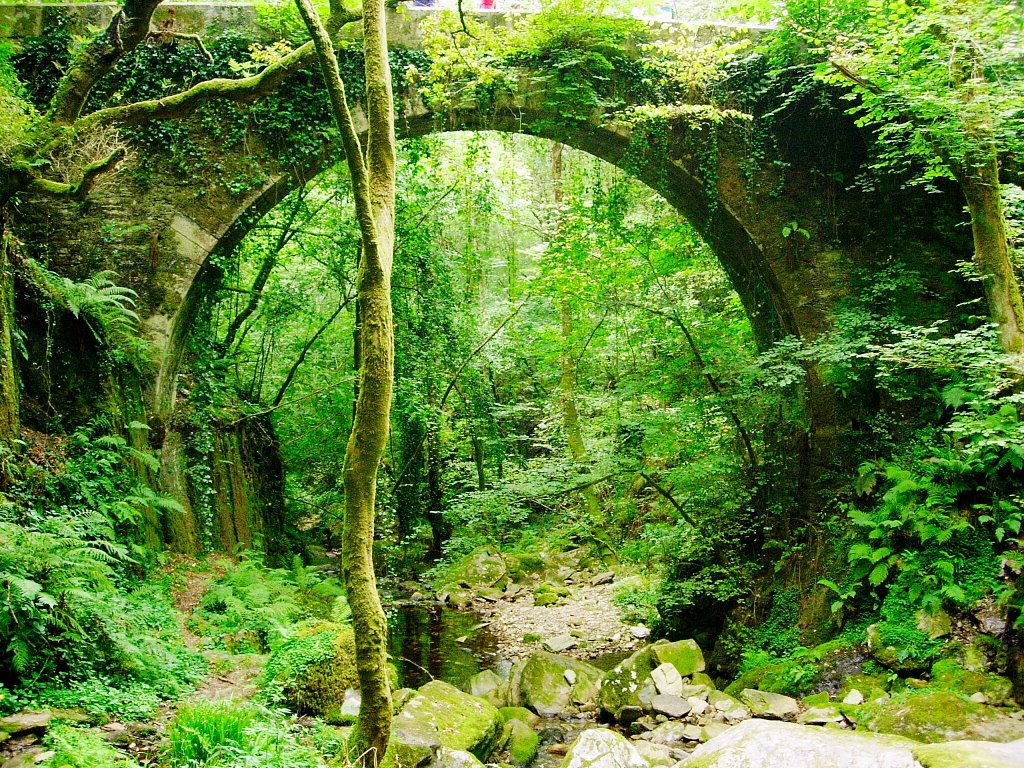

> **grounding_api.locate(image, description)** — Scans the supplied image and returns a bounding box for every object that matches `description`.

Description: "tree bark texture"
[293,0,396,763]
[0,221,20,449]
[959,152,1024,359]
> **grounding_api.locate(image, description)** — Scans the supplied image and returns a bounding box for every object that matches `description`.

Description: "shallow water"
[388,601,501,689]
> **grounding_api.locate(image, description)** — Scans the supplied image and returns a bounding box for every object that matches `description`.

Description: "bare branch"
[26,148,127,199]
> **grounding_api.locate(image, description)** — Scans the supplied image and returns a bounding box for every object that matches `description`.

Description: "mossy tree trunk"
[0,220,20,451]
[293,0,396,763]
[957,151,1024,360]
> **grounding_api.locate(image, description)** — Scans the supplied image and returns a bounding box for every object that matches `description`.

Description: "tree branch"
[49,0,166,124]
[26,148,127,200]
[272,296,351,407]
[147,27,214,64]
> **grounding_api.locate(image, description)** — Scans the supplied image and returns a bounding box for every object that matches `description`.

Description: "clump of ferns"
[28,261,141,346]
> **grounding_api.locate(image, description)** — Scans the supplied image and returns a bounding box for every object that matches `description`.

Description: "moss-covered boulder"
[598,646,656,721]
[505,717,540,766]
[511,651,603,716]
[560,728,649,768]
[866,623,935,675]
[499,707,540,727]
[262,620,358,720]
[448,548,508,591]
[434,747,486,768]
[650,639,705,677]
[466,669,506,707]
[861,690,1024,743]
[533,583,570,607]
[930,659,1014,706]
[683,719,922,768]
[912,738,1024,768]
[393,681,504,762]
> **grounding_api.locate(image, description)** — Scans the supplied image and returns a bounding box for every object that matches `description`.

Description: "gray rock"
[559,729,649,768]
[684,719,922,768]
[467,670,504,703]
[651,695,691,719]
[842,689,864,706]
[644,721,692,744]
[651,663,684,697]
[708,692,750,723]
[544,635,579,654]
[688,698,709,716]
[431,747,484,768]
[797,705,844,726]
[630,625,652,639]
[699,723,731,743]
[913,738,1024,768]
[513,651,603,716]
[740,689,800,722]
[632,740,675,766]
[0,712,52,737]
[970,691,988,704]
[590,571,616,586]
[565,670,577,686]
[650,639,705,677]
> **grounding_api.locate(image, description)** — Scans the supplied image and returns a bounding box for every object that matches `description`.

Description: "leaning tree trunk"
[0,218,20,450]
[959,151,1024,359]
[294,0,396,763]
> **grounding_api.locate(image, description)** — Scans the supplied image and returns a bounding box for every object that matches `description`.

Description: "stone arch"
[153,108,799,423]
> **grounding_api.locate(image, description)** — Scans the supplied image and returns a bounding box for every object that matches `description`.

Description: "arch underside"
[154,108,797,420]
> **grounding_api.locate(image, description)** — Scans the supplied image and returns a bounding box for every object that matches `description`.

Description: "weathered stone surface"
[912,738,1024,768]
[740,689,800,721]
[467,670,504,704]
[916,609,952,640]
[506,717,540,766]
[798,705,844,726]
[590,571,616,586]
[650,639,705,678]
[452,548,508,590]
[708,691,750,722]
[684,719,922,768]
[559,729,649,768]
[0,712,51,737]
[498,706,540,728]
[651,694,691,719]
[860,690,1024,743]
[842,689,864,706]
[633,740,675,766]
[392,681,503,762]
[866,624,931,674]
[432,747,484,768]
[651,663,684,697]
[544,635,579,654]
[514,651,603,716]
[598,647,656,721]
[643,721,692,745]
[700,723,731,743]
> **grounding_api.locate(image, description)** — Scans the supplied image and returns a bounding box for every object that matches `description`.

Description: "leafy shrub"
[45,724,142,768]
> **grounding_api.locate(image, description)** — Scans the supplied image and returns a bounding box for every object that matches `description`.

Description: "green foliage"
[167,700,259,766]
[45,723,142,768]
[190,554,344,653]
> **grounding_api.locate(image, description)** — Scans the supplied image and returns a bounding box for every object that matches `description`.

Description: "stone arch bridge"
[3,3,969,550]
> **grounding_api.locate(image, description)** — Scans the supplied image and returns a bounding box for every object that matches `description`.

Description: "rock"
[650,639,705,678]
[970,692,988,704]
[912,738,1024,768]
[33,751,55,764]
[650,663,684,697]
[2,752,43,768]
[798,706,844,726]
[916,609,952,640]
[680,684,710,701]
[598,647,657,721]
[498,707,540,728]
[842,689,864,706]
[629,625,652,639]
[618,706,645,726]
[699,723,731,742]
[506,717,540,766]
[688,697,709,716]
[708,691,750,723]
[644,721,692,745]
[691,672,717,690]
[454,548,508,590]
[632,740,675,766]
[866,624,931,674]
[651,695,691,719]
[467,670,505,706]
[590,571,615,586]
[565,670,577,686]
[683,719,922,768]
[391,680,503,762]
[0,712,52,737]
[559,728,649,768]
[514,651,603,716]
[263,620,360,720]
[432,747,485,768]
[740,689,799,722]
[533,583,570,607]
[682,724,703,741]
[549,745,570,756]
[544,635,579,654]
[861,690,1024,743]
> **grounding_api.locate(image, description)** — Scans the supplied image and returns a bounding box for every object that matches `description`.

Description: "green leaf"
[868,562,889,587]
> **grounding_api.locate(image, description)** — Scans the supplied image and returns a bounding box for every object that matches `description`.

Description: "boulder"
[866,624,931,674]
[650,663,684,697]
[391,681,503,762]
[544,635,579,654]
[798,705,844,726]
[467,670,505,707]
[632,740,676,766]
[514,651,603,716]
[683,719,922,768]
[860,690,1024,743]
[506,717,540,766]
[0,712,52,737]
[650,639,705,677]
[590,571,616,586]
[650,695,690,719]
[432,748,484,768]
[842,690,864,706]
[643,721,692,745]
[916,609,952,640]
[534,583,570,607]
[559,728,649,768]
[499,707,540,728]
[912,738,1024,768]
[452,548,508,590]
[598,647,656,721]
[262,620,359,720]
[740,689,800,722]
[700,723,730,743]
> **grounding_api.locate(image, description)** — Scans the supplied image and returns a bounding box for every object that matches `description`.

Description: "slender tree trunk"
[959,151,1024,359]
[294,0,395,762]
[551,142,600,517]
[0,219,20,451]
